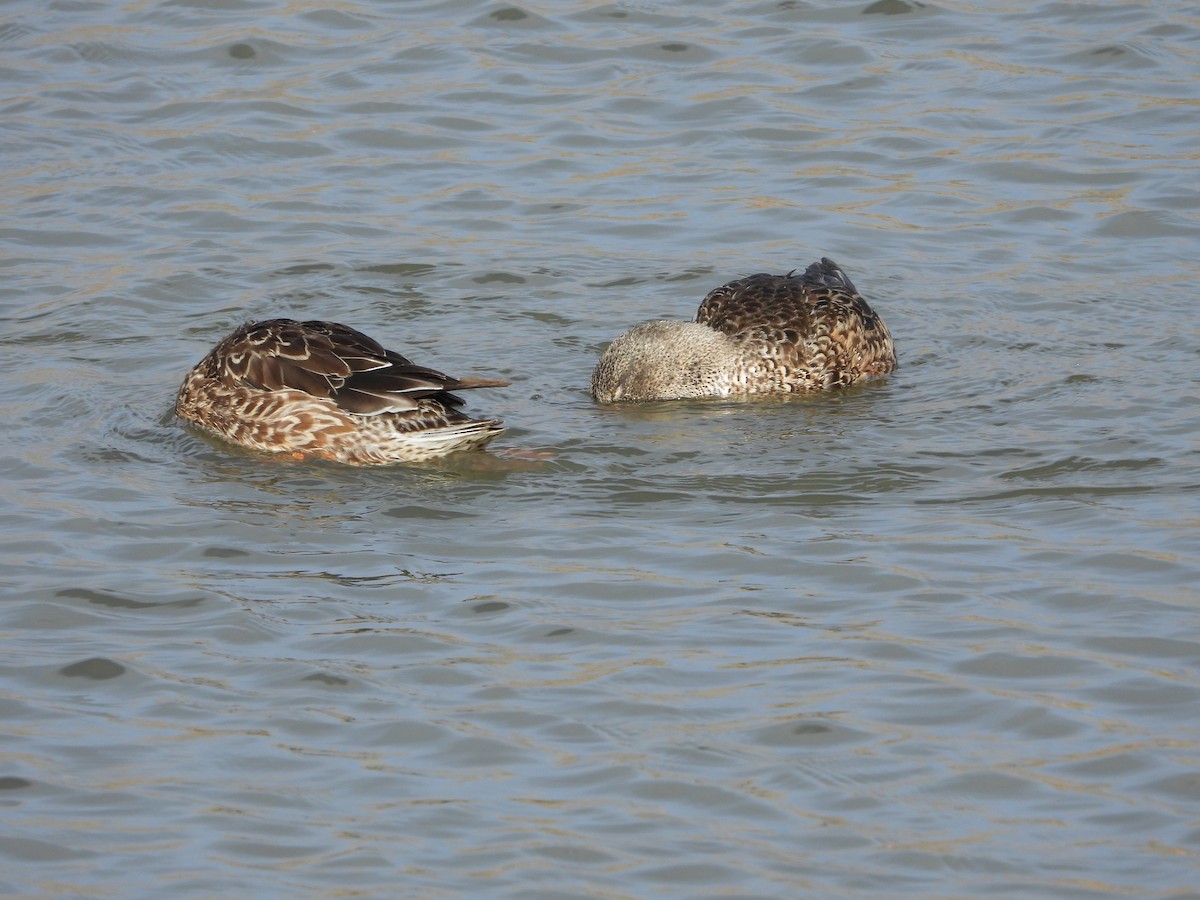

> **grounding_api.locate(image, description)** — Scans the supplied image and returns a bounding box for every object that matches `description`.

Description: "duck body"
[176,319,506,464]
[590,258,896,402]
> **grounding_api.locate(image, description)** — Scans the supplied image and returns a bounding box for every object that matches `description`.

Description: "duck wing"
[212,319,508,416]
[694,259,894,385]
[794,256,860,294]
[695,258,884,341]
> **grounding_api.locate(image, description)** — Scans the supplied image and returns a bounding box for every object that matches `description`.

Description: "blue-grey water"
[3,1,1199,897]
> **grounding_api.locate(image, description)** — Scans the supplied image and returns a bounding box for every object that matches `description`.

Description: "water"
[3,0,1199,896]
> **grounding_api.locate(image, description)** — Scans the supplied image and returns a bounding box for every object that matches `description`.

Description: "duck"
[590,258,896,402]
[176,318,507,464]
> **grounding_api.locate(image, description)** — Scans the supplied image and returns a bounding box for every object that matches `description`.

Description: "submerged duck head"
[590,320,741,402]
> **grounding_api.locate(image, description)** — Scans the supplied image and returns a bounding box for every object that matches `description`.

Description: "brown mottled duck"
[176,318,507,464]
[591,258,896,402]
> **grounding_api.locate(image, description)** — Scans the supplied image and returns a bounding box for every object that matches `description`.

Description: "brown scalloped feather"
[695,258,896,391]
[177,319,507,464]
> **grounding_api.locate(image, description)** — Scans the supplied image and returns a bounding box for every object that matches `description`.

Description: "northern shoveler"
[590,258,896,402]
[176,318,507,464]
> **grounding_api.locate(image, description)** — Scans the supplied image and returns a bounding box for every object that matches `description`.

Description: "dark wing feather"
[795,257,860,295]
[207,318,507,417]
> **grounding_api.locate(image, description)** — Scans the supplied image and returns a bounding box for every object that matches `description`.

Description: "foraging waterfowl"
[176,319,507,464]
[590,257,896,402]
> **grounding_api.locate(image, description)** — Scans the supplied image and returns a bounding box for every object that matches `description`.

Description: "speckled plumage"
[590,258,897,402]
[176,319,507,464]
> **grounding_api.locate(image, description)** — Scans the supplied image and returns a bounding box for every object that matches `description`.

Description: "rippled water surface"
[3,0,1199,896]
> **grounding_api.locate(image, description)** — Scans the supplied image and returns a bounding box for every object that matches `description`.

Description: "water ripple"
[1,0,1198,896]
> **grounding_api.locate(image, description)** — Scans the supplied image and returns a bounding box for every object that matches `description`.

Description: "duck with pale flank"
[176,319,507,464]
[591,257,896,402]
